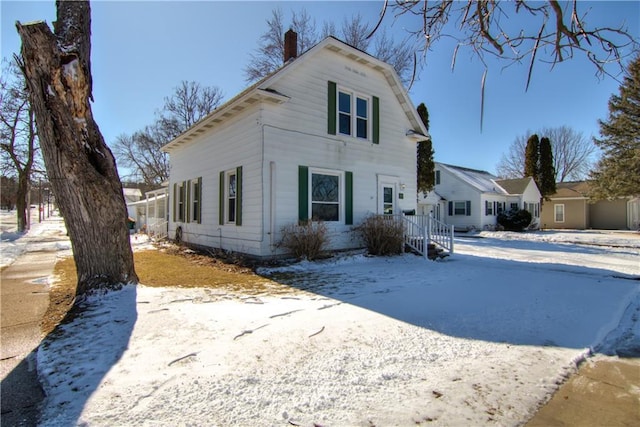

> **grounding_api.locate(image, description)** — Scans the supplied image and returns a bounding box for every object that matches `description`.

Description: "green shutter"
[372,96,379,144]
[185,180,191,223]
[298,166,309,222]
[328,81,337,135]
[219,171,224,225]
[466,201,471,216]
[197,176,202,224]
[236,166,243,226]
[173,182,177,222]
[345,171,353,225]
[448,201,453,216]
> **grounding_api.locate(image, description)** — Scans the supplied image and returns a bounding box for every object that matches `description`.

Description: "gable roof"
[550,181,591,198]
[438,163,507,194]
[494,177,534,195]
[162,36,428,153]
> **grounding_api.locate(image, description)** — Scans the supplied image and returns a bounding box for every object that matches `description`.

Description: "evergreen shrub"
[497,209,532,232]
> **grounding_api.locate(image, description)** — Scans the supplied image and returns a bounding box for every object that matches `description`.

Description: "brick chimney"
[284,29,298,63]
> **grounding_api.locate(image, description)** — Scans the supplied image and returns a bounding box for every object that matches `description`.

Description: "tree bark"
[16,0,138,297]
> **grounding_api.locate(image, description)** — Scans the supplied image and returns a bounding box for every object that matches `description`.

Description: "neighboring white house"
[418,163,542,230]
[123,188,142,225]
[161,34,429,258]
[126,187,169,237]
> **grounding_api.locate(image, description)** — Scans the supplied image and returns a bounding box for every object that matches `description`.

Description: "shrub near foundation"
[279,221,329,260]
[354,215,404,256]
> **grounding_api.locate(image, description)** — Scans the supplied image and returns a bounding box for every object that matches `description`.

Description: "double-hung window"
[338,89,370,139]
[226,170,237,223]
[449,200,471,216]
[311,170,341,222]
[219,167,243,226]
[338,91,352,136]
[329,81,378,143]
[554,204,565,223]
[298,166,353,225]
[485,200,494,216]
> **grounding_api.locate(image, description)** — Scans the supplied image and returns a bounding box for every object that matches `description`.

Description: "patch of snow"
[33,228,639,426]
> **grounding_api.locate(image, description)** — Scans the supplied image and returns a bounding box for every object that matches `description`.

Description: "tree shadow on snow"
[35,285,138,425]
[265,253,639,354]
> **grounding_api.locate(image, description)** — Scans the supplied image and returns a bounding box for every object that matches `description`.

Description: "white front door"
[377,175,399,215]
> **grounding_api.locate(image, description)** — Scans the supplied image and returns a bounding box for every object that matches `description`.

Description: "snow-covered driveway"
[38,230,639,426]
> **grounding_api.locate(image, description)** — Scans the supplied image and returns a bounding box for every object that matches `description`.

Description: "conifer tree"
[590,54,640,199]
[416,103,435,195]
[538,137,556,198]
[524,134,539,181]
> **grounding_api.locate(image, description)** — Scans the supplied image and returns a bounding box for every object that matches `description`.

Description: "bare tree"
[17,0,138,297]
[161,80,224,132]
[0,58,41,231]
[341,13,371,51]
[114,80,222,186]
[496,126,597,181]
[386,0,637,87]
[245,8,416,85]
[245,8,320,82]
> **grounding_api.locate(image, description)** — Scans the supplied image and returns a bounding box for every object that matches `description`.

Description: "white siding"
[168,107,266,256]
[168,45,418,257]
[435,166,481,230]
[260,49,417,255]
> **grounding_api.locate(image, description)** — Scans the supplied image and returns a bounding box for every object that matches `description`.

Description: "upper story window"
[338,88,370,139]
[328,81,379,144]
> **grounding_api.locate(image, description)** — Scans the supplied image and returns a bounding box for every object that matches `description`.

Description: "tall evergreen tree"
[538,137,556,198]
[416,103,435,195]
[590,54,640,199]
[524,134,539,181]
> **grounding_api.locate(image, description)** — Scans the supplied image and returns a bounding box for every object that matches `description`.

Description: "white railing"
[387,214,454,259]
[147,219,168,240]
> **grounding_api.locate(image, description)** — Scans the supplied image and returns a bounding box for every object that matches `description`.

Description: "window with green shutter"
[299,166,353,224]
[219,168,242,226]
[328,81,378,144]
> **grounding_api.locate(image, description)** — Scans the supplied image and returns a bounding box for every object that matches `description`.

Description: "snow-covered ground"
[2,214,638,426]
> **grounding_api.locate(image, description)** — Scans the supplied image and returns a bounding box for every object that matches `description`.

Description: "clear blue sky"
[2,1,638,176]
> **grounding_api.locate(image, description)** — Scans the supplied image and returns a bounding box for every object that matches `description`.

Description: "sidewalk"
[1,214,69,426]
[526,355,640,426]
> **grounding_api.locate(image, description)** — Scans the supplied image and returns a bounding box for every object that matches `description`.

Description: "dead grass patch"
[41,245,294,335]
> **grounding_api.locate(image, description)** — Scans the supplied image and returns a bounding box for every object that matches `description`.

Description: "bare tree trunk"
[15,173,29,232]
[16,0,138,297]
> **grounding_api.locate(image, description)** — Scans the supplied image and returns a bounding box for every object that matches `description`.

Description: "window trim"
[225,169,237,224]
[554,204,565,223]
[190,177,202,224]
[485,200,494,216]
[337,85,372,141]
[309,167,344,223]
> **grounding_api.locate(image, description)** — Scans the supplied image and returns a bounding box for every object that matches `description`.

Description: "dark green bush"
[353,215,404,256]
[497,209,532,232]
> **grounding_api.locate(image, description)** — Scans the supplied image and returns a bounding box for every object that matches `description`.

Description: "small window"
[485,200,494,216]
[356,97,368,139]
[177,182,185,222]
[454,201,467,215]
[510,202,519,211]
[435,170,441,185]
[311,172,340,221]
[383,186,393,215]
[554,204,565,222]
[191,178,201,223]
[338,91,351,135]
[227,171,237,223]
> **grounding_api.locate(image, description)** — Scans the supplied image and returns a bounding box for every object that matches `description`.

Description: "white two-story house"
[162,33,428,258]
